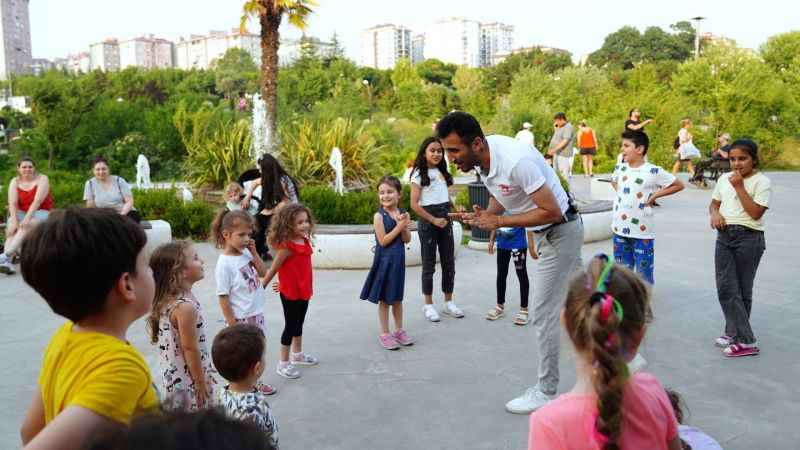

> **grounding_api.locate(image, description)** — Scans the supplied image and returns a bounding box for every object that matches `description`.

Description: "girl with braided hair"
[529,255,681,450]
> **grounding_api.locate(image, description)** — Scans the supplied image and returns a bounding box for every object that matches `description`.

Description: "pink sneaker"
[393,329,414,346]
[379,333,400,350]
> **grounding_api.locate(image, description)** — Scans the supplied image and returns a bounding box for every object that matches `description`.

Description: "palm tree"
[241,0,316,155]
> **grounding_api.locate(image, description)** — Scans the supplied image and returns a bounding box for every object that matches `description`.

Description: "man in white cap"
[515,122,535,147]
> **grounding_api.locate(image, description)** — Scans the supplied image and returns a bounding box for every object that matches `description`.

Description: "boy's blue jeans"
[613,235,655,284]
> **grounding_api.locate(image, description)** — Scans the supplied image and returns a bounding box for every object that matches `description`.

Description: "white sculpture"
[181,187,194,203]
[136,154,151,190]
[329,147,344,195]
[250,93,269,161]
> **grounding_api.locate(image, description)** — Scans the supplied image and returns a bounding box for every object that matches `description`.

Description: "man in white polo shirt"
[437,111,583,414]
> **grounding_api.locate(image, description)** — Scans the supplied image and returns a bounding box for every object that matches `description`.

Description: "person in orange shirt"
[19,208,159,450]
[577,120,599,177]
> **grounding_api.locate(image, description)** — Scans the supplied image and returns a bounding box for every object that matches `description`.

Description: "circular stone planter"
[466,200,613,249]
[312,221,463,269]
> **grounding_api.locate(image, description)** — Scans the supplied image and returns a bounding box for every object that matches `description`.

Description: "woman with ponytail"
[529,255,681,450]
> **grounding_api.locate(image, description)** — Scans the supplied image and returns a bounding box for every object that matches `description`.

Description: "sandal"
[514,310,530,326]
[486,306,505,321]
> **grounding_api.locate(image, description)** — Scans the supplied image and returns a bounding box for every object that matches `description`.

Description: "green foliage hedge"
[302,185,416,225]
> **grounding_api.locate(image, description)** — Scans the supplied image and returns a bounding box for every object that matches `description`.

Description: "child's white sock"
[291,351,304,360]
[278,360,290,369]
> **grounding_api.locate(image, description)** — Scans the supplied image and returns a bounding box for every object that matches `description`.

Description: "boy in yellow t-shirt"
[19,208,159,450]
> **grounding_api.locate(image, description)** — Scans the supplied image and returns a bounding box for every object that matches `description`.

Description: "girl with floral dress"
[149,241,219,410]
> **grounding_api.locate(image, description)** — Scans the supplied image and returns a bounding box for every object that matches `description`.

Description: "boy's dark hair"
[435,111,485,146]
[729,139,759,167]
[212,324,265,382]
[621,129,650,154]
[86,409,276,450]
[21,208,147,323]
[553,112,567,120]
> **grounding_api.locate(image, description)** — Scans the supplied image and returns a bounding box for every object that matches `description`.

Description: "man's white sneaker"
[505,387,555,414]
[442,301,464,318]
[423,304,440,322]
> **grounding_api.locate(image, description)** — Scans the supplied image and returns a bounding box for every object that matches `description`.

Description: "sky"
[30,0,800,61]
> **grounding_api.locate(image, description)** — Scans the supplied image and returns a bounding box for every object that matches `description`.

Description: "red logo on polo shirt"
[499,184,512,195]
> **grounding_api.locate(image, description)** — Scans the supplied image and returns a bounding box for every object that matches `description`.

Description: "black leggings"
[280,295,310,346]
[497,248,529,308]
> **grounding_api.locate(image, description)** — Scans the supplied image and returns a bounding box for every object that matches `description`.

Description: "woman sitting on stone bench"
[83,156,141,223]
[1,157,54,275]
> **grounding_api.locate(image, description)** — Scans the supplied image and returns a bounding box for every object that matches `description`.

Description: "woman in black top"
[625,108,654,131]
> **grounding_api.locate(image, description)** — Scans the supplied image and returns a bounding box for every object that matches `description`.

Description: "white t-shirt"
[611,162,676,239]
[483,135,570,231]
[215,249,265,318]
[514,129,534,146]
[711,171,770,231]
[410,168,450,206]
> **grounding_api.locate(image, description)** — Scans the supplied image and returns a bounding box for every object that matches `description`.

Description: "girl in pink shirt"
[529,255,681,450]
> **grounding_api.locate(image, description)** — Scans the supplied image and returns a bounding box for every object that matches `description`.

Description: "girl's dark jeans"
[418,203,455,296]
[715,225,765,345]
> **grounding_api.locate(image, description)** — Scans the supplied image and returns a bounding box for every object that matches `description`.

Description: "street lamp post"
[691,16,706,59]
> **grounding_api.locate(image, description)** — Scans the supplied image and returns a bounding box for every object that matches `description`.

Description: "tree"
[588,24,694,69]
[485,48,572,97]
[415,59,458,87]
[452,66,493,122]
[213,48,259,100]
[241,0,316,154]
[760,31,800,75]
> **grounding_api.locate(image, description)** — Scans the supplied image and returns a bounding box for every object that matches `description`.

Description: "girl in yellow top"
[19,209,158,450]
[709,139,771,358]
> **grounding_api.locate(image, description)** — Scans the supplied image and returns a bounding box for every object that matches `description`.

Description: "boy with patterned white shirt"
[611,130,684,284]
[212,324,279,449]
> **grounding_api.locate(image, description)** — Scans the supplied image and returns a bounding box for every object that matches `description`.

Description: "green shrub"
[134,188,215,240]
[301,185,416,225]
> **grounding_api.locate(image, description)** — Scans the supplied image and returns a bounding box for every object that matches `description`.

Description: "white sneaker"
[0,256,15,275]
[290,353,319,366]
[442,301,464,318]
[627,352,647,373]
[276,363,301,379]
[505,387,555,414]
[423,304,440,322]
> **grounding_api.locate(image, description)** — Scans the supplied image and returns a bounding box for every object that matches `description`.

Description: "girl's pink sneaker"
[393,329,414,346]
[379,333,400,350]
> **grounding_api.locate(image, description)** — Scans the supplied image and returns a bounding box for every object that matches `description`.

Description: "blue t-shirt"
[496,227,527,250]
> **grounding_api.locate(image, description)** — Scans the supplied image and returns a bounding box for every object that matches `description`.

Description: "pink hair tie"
[599,294,614,322]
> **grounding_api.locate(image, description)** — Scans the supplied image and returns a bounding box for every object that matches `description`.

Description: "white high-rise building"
[31,58,53,76]
[278,36,336,66]
[89,38,120,72]
[360,24,411,69]
[480,22,514,67]
[0,0,33,79]
[119,35,174,69]
[423,17,481,68]
[411,34,425,64]
[66,52,91,74]
[176,29,260,70]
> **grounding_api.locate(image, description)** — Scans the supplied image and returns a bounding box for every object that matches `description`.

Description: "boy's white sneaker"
[423,304,440,322]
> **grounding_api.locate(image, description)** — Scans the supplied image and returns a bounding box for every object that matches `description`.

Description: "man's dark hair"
[212,324,265,382]
[729,138,759,167]
[621,129,650,154]
[86,409,277,450]
[21,208,147,323]
[553,112,567,120]
[435,111,485,146]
